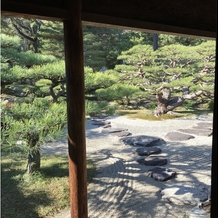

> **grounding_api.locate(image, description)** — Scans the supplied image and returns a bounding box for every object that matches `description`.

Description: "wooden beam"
[81,0,216,39]
[1,0,70,21]
[82,13,216,39]
[1,0,217,38]
[63,0,88,217]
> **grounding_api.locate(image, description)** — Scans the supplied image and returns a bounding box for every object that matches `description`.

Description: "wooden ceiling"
[1,0,217,38]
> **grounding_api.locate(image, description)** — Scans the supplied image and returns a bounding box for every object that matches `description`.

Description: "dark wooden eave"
[1,0,217,39]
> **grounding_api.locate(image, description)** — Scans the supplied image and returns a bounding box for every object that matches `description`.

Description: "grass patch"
[116,108,213,121]
[1,151,96,218]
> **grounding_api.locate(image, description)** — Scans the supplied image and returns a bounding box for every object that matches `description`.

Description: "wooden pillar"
[211,37,217,218]
[63,0,88,217]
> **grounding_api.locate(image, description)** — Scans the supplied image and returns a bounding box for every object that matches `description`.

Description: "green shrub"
[183,100,195,110]
[85,100,117,116]
[207,100,214,111]
[96,84,140,105]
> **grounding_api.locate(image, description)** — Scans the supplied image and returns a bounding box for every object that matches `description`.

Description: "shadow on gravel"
[87,139,212,217]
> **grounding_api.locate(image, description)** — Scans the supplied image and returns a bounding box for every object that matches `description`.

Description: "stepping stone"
[91,118,106,122]
[110,131,132,137]
[121,135,166,147]
[161,183,209,206]
[102,124,112,128]
[192,122,212,129]
[137,156,167,166]
[91,120,111,126]
[147,167,176,181]
[178,128,212,136]
[101,127,128,133]
[133,147,161,156]
[186,206,210,218]
[165,132,195,141]
[91,115,108,119]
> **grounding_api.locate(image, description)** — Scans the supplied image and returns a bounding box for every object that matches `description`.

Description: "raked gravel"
[43,113,213,218]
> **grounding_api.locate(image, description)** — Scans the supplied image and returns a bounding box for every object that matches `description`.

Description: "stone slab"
[121,135,166,147]
[161,183,209,206]
[165,132,195,141]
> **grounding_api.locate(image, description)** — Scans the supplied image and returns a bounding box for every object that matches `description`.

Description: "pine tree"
[115,41,215,115]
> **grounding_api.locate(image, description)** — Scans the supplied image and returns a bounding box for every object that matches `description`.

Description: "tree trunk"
[153,88,205,116]
[153,92,168,116]
[153,88,183,117]
[26,132,40,174]
[153,33,158,51]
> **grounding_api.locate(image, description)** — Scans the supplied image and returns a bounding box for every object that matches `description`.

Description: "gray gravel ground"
[43,113,213,218]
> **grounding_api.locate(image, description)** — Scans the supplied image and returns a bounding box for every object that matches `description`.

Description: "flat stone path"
[43,114,213,218]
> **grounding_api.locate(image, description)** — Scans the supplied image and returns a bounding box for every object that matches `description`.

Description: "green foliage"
[1,17,215,122]
[35,79,52,94]
[1,49,58,95]
[1,98,67,151]
[17,52,57,67]
[114,40,215,110]
[85,71,117,93]
[83,25,153,70]
[96,84,140,104]
[182,100,194,109]
[117,44,154,64]
[158,34,206,47]
[1,65,23,86]
[0,33,20,71]
[0,33,21,49]
[1,48,57,73]
[207,100,214,111]
[84,66,94,74]
[1,60,65,101]
[30,60,65,79]
[1,17,64,102]
[147,103,157,110]
[85,100,117,116]
[38,21,64,58]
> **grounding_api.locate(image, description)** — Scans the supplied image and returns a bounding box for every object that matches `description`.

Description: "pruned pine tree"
[115,41,215,116]
[1,17,67,174]
[1,17,65,102]
[38,21,64,58]
[1,99,67,173]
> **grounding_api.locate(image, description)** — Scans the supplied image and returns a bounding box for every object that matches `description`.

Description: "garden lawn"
[1,151,95,218]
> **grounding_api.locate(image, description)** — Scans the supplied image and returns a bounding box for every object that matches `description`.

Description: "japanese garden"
[1,17,215,217]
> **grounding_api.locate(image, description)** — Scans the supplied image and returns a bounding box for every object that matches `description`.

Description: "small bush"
[207,100,214,111]
[183,100,195,110]
[85,100,117,116]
